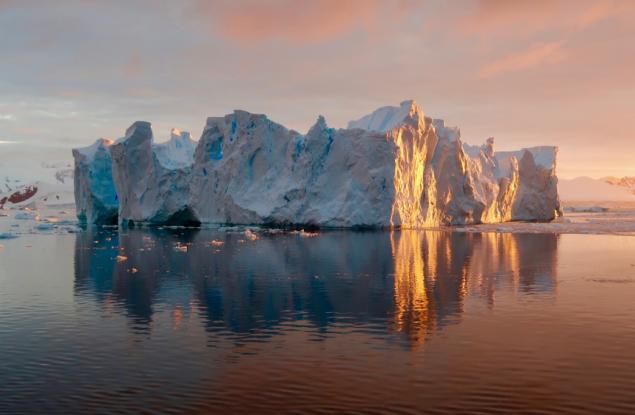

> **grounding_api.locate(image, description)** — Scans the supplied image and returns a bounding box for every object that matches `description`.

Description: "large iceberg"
[73,100,561,227]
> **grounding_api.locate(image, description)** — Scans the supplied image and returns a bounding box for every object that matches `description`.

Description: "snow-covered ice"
[153,128,196,170]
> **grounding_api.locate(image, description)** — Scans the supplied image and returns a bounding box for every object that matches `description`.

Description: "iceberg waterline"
[73,100,561,228]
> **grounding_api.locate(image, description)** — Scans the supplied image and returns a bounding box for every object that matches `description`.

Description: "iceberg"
[110,122,197,226]
[73,100,561,228]
[73,138,118,224]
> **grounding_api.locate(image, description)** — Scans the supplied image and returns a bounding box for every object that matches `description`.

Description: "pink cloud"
[456,0,635,40]
[456,0,565,39]
[576,0,635,29]
[191,0,417,44]
[479,41,565,78]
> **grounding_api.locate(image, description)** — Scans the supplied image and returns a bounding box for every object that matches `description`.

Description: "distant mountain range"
[559,176,635,201]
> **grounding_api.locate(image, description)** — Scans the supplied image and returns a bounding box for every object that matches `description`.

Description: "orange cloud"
[479,41,564,78]
[192,0,417,44]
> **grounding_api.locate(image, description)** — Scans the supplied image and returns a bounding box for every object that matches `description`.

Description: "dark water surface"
[1,229,635,414]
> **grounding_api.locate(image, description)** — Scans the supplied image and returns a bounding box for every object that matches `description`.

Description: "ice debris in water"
[174,242,188,252]
[244,229,258,241]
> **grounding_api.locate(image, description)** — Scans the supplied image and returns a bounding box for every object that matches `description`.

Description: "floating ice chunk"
[564,206,609,213]
[34,223,55,231]
[174,243,188,252]
[244,229,258,241]
[15,211,39,220]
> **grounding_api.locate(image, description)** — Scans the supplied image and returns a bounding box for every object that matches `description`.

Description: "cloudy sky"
[0,0,633,178]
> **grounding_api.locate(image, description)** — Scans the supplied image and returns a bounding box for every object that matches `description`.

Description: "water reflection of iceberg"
[74,229,558,346]
[390,231,559,346]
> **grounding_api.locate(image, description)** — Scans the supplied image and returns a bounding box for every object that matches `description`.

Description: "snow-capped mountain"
[0,143,74,209]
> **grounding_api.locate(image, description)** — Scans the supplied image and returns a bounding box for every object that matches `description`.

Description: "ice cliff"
[73,138,118,224]
[73,100,561,228]
[109,122,197,225]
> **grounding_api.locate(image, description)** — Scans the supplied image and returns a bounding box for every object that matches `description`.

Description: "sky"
[0,0,633,179]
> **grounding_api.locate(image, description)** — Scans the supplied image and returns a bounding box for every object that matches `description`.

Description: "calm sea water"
[1,229,635,414]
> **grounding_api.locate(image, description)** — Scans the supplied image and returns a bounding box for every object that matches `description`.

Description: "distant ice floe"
[454,203,635,235]
[564,206,609,213]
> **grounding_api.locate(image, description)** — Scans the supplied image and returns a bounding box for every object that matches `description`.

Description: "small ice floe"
[34,223,55,231]
[130,267,139,274]
[289,229,319,238]
[587,277,634,284]
[244,229,258,241]
[0,232,18,239]
[116,255,128,263]
[564,206,609,213]
[296,229,319,237]
[174,242,188,252]
[15,211,39,220]
[43,217,75,226]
